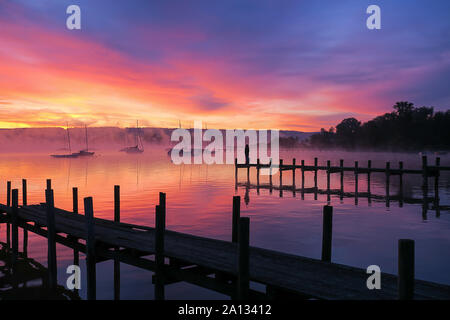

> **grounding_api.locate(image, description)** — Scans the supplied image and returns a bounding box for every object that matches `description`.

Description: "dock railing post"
[84,196,96,300]
[46,188,57,291]
[321,206,333,262]
[237,217,250,300]
[72,187,78,213]
[398,239,415,300]
[11,189,19,267]
[114,185,121,300]
[155,203,166,300]
[232,196,241,243]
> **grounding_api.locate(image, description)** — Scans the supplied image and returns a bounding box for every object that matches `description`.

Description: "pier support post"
[114,185,121,300]
[237,217,250,300]
[72,187,78,213]
[301,160,305,192]
[314,158,318,189]
[6,181,11,248]
[46,189,57,291]
[235,158,238,187]
[84,197,96,300]
[11,189,19,267]
[155,203,166,300]
[232,196,241,243]
[22,179,28,255]
[46,179,51,191]
[321,206,333,262]
[398,239,415,300]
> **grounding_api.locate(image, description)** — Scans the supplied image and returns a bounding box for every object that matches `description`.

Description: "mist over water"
[1,148,450,299]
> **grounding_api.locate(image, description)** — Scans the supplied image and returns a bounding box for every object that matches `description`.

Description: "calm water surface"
[1,149,450,299]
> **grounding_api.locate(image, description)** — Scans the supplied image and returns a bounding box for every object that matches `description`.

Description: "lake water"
[1,149,450,299]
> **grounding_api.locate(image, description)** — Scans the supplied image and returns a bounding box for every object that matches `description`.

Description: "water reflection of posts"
[279,159,283,198]
[434,157,440,218]
[339,160,344,201]
[367,160,372,205]
[386,162,390,208]
[355,161,359,205]
[326,160,331,203]
[399,162,404,207]
[114,185,121,300]
[422,156,428,220]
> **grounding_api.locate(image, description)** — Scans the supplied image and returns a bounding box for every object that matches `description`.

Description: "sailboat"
[120,120,144,153]
[51,124,79,158]
[73,125,95,157]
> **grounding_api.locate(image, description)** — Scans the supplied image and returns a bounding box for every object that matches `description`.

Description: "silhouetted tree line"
[305,102,450,151]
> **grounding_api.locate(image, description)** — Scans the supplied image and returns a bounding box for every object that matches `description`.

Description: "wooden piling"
[72,187,78,214]
[292,158,296,189]
[22,179,28,256]
[232,196,241,243]
[301,160,305,191]
[114,185,120,300]
[279,159,283,188]
[84,196,96,300]
[46,179,51,191]
[321,206,333,262]
[398,239,415,300]
[367,160,371,194]
[45,189,57,291]
[155,204,166,300]
[11,189,19,266]
[237,217,250,300]
[235,158,238,183]
[6,181,11,248]
[22,179,27,206]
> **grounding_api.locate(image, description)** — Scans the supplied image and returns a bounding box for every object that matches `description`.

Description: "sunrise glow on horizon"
[1,0,449,131]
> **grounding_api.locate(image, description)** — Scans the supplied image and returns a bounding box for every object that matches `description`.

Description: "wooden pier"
[235,155,448,218]
[1,177,450,300]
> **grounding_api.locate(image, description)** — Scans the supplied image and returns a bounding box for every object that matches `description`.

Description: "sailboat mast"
[66,122,72,153]
[85,124,89,151]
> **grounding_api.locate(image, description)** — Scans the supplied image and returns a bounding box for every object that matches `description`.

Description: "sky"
[0,0,449,131]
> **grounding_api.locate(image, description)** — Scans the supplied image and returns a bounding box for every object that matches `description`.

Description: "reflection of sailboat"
[51,123,79,158]
[73,125,94,157]
[120,121,144,154]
